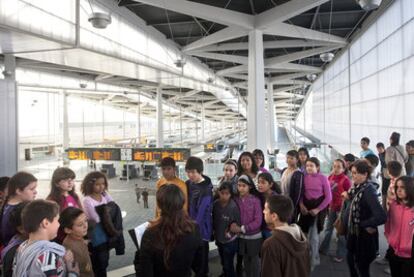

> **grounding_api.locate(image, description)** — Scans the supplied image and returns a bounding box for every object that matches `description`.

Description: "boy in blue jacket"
[185,156,213,277]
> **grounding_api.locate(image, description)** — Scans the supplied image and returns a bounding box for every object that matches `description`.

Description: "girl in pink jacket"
[385,176,414,277]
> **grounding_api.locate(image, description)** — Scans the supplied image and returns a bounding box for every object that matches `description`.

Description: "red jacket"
[328,173,351,212]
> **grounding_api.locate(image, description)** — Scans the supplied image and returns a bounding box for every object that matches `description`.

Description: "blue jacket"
[186,175,213,241]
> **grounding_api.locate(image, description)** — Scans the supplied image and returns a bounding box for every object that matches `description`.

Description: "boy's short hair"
[59,207,84,230]
[159,157,176,168]
[286,150,299,160]
[387,161,403,178]
[0,176,9,192]
[9,201,29,231]
[365,154,379,168]
[407,140,414,148]
[22,200,59,233]
[376,142,385,149]
[185,156,204,173]
[266,195,293,223]
[344,153,356,163]
[361,137,370,145]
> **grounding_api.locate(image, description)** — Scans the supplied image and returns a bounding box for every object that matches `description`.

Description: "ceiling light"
[207,77,214,84]
[356,0,383,11]
[306,74,317,82]
[320,52,335,62]
[88,12,112,29]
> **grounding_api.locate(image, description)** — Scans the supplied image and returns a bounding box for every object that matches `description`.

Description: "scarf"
[348,182,369,235]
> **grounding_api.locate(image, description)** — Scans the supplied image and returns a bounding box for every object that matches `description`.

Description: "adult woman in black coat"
[136,184,201,277]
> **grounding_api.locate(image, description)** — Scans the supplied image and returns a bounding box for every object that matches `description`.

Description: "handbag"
[334,201,347,236]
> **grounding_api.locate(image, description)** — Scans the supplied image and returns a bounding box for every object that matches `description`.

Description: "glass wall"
[294,0,414,156]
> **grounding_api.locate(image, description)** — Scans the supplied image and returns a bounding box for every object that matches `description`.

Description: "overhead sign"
[204,143,215,152]
[66,147,190,162]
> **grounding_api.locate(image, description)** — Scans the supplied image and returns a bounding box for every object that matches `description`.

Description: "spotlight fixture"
[320,52,335,62]
[88,12,112,29]
[79,81,88,89]
[356,0,383,11]
[207,77,214,84]
[174,58,186,68]
[306,74,317,82]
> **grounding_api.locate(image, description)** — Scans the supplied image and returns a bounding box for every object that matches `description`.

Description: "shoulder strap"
[393,146,407,162]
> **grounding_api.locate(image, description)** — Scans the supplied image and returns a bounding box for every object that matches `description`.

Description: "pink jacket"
[385,201,414,258]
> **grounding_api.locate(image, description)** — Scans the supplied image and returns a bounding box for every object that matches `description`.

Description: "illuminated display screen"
[66,148,190,162]
[204,144,215,152]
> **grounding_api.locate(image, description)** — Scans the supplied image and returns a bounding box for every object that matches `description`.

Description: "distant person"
[278,150,304,223]
[298,147,310,173]
[0,176,10,207]
[13,200,79,277]
[218,159,238,194]
[364,154,380,191]
[319,159,351,263]
[360,137,376,158]
[385,176,414,277]
[155,157,187,217]
[1,202,29,277]
[385,132,409,175]
[261,195,310,277]
[142,189,149,209]
[212,182,240,277]
[185,156,213,277]
[252,149,269,173]
[343,160,387,277]
[343,153,357,180]
[405,140,414,176]
[136,184,202,277]
[135,184,141,204]
[0,172,37,246]
[376,142,390,208]
[60,207,94,277]
[298,157,331,271]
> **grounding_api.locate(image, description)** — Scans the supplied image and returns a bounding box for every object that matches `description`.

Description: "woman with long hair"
[237,152,261,188]
[137,184,201,277]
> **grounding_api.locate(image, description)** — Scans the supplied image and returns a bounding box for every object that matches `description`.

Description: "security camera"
[88,12,112,29]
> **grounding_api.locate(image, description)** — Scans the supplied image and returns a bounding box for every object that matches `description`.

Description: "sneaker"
[333,257,343,263]
[384,267,391,275]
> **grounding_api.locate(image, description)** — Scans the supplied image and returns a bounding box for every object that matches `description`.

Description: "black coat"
[95,201,125,255]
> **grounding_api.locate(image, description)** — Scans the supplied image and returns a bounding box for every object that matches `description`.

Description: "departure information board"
[204,143,215,152]
[66,148,190,162]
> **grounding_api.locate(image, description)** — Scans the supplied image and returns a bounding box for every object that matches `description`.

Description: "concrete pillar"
[201,103,205,142]
[195,121,199,144]
[156,86,164,147]
[0,55,18,175]
[247,30,266,151]
[136,93,141,145]
[267,81,276,152]
[62,91,69,150]
[101,99,105,142]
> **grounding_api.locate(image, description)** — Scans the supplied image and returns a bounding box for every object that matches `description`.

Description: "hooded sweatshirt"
[186,175,213,241]
[13,240,67,277]
[261,224,310,277]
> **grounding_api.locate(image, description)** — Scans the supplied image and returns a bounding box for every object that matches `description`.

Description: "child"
[237,152,261,187]
[0,172,37,246]
[252,149,269,173]
[47,167,82,243]
[212,182,240,277]
[81,171,113,277]
[185,156,213,277]
[47,167,82,210]
[360,137,376,158]
[0,176,10,207]
[230,175,263,277]
[319,159,351,262]
[279,150,304,223]
[386,161,403,207]
[155,157,188,217]
[60,207,94,277]
[385,176,414,277]
[343,153,356,180]
[261,195,310,277]
[1,201,28,277]
[257,172,281,239]
[13,200,79,277]
[298,157,331,271]
[218,159,238,194]
[298,147,310,173]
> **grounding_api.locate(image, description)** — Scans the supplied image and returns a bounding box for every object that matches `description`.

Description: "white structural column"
[62,91,69,150]
[201,104,205,142]
[0,55,18,175]
[266,82,276,151]
[247,30,266,151]
[156,86,164,147]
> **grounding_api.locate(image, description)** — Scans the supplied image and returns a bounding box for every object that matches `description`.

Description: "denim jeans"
[217,239,238,277]
[308,220,320,271]
[320,209,347,258]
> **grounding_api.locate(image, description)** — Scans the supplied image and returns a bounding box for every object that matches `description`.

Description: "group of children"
[0,168,124,277]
